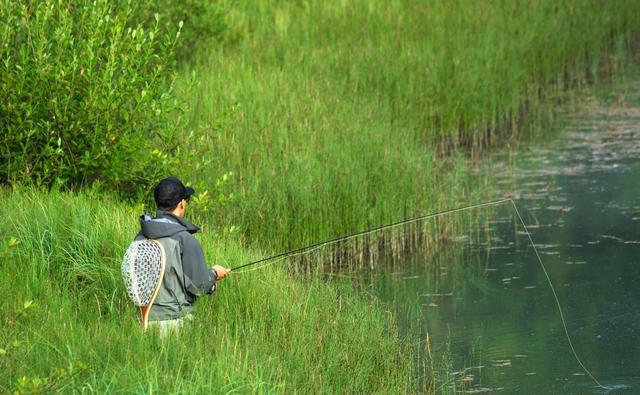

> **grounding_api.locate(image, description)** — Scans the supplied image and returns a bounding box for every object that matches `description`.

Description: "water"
[360,84,640,393]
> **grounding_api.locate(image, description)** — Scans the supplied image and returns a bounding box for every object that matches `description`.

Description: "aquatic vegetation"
[179,0,640,255]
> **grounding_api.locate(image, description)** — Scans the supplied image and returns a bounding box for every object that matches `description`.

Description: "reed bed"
[281,210,490,274]
[180,0,640,258]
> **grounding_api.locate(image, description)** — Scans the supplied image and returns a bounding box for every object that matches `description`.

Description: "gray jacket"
[134,210,217,321]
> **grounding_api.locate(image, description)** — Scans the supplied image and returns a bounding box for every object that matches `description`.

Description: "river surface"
[361,83,640,393]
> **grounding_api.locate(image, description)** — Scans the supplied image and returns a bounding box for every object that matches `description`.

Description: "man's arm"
[180,234,217,295]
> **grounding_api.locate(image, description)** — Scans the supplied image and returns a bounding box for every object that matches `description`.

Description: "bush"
[125,0,236,62]
[0,0,182,197]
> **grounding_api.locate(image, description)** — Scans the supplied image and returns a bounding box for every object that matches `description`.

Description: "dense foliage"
[0,0,181,195]
[124,0,238,61]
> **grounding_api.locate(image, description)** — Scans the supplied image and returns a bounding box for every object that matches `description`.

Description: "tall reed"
[179,0,640,255]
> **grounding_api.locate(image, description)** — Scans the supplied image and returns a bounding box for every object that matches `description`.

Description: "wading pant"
[147,314,193,338]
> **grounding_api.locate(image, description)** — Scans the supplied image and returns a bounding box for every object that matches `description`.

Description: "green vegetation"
[0,189,411,393]
[0,1,182,194]
[180,0,640,252]
[2,0,640,392]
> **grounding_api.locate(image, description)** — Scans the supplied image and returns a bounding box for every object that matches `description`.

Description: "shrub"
[0,0,182,197]
[125,0,236,62]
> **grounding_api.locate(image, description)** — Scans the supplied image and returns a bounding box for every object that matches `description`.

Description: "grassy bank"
[0,189,412,393]
[179,0,640,254]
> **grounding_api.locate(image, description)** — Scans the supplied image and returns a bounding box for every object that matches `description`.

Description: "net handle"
[140,239,167,330]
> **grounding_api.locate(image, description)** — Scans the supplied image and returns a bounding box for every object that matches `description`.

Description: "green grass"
[0,188,412,393]
[177,0,640,254]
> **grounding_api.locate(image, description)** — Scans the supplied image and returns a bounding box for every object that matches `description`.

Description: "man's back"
[134,210,217,321]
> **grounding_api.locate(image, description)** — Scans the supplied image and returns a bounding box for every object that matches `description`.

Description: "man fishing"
[133,176,230,334]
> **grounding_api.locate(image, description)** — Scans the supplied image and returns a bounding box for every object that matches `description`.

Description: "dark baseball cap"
[154,176,195,208]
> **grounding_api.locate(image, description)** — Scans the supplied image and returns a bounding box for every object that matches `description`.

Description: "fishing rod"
[230,197,511,272]
[227,197,611,390]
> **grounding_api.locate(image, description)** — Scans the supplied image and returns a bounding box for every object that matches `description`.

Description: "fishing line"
[510,200,610,390]
[230,198,609,390]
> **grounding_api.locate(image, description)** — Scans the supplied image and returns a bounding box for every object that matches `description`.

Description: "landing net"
[121,239,164,307]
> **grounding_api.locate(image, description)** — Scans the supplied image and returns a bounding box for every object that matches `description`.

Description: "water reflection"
[360,84,640,393]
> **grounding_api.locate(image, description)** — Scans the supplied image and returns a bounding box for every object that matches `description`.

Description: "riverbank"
[2,1,640,392]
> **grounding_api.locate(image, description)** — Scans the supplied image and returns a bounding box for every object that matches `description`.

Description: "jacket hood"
[139,210,200,239]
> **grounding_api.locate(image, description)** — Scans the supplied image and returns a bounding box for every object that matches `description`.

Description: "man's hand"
[212,265,230,280]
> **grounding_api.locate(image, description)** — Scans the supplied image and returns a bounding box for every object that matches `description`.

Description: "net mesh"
[121,239,163,307]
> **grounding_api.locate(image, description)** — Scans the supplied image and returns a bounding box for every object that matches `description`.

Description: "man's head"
[154,176,195,218]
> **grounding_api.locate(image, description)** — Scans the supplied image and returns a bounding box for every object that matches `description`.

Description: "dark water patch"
[356,83,640,393]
